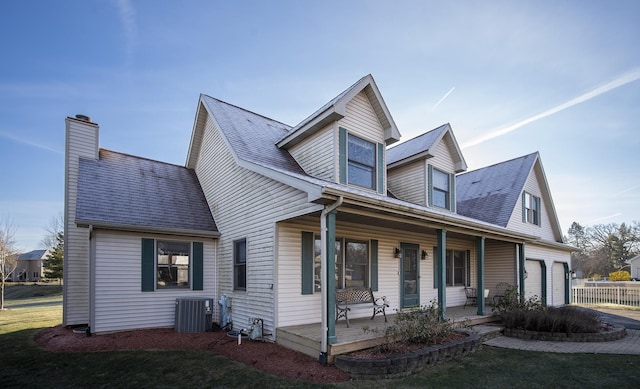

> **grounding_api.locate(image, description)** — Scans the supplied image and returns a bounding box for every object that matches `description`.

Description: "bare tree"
[1,216,19,310]
[41,213,63,250]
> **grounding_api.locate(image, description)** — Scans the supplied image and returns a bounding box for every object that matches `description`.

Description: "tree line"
[566,221,640,280]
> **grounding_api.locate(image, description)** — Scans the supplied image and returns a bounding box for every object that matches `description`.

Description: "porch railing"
[572,286,640,307]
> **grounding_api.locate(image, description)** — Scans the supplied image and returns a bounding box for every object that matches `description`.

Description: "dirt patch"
[35,325,350,383]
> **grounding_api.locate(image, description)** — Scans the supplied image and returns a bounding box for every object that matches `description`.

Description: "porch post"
[436,229,447,320]
[518,243,526,303]
[476,236,485,316]
[326,210,337,345]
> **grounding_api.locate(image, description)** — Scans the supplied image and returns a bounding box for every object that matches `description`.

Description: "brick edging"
[334,329,481,379]
[503,325,626,342]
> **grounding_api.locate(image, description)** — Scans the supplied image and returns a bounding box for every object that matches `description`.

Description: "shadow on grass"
[0,328,325,388]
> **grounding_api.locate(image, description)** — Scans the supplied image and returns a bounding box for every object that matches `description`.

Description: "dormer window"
[432,168,450,209]
[348,134,376,190]
[339,127,384,194]
[428,164,456,211]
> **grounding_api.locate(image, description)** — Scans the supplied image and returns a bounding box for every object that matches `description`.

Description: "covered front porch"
[276,305,498,362]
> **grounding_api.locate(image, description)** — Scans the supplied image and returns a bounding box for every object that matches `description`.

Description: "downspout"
[88,225,94,335]
[320,196,343,364]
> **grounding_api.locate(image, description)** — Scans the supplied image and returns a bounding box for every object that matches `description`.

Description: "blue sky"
[1,0,639,251]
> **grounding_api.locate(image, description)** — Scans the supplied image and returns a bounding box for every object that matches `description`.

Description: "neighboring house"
[629,255,640,280]
[14,249,48,282]
[64,74,572,361]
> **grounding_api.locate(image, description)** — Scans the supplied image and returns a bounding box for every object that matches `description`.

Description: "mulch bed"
[35,325,350,383]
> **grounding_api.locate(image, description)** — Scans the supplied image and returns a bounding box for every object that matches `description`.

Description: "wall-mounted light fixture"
[421,249,428,260]
[394,247,401,258]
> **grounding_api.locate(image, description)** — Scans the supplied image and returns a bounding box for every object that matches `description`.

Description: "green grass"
[1,285,639,388]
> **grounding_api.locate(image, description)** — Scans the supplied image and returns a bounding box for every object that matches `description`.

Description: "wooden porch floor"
[276,305,498,361]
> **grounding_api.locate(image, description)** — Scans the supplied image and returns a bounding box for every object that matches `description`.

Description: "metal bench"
[492,282,512,305]
[464,287,478,308]
[335,287,388,328]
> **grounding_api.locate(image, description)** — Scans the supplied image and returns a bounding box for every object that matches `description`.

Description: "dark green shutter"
[540,261,548,306]
[192,242,203,291]
[141,238,155,292]
[428,164,434,206]
[301,232,314,295]
[466,250,471,286]
[450,173,456,212]
[433,247,438,288]
[339,127,347,184]
[522,192,527,223]
[377,143,384,194]
[536,197,542,226]
[370,239,378,291]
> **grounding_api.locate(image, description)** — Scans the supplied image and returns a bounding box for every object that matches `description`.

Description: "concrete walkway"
[479,307,640,355]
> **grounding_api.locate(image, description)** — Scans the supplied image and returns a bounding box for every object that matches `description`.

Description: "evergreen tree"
[44,232,63,282]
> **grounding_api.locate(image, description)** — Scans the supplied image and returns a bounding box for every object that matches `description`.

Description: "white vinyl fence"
[572,286,640,307]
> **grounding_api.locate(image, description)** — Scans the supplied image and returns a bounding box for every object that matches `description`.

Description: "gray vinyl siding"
[64,118,98,326]
[387,161,426,206]
[484,240,517,299]
[338,91,386,193]
[193,112,314,337]
[431,138,456,173]
[288,124,335,181]
[276,216,480,328]
[91,230,216,333]
[506,168,556,240]
[339,92,385,144]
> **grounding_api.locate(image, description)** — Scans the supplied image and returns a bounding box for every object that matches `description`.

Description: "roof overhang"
[277,74,401,149]
[315,186,554,245]
[76,220,220,239]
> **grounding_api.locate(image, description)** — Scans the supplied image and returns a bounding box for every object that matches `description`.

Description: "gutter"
[319,187,544,244]
[320,196,343,361]
[75,220,220,239]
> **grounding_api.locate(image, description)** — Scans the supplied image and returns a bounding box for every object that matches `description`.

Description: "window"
[434,249,470,287]
[523,192,541,226]
[432,168,450,209]
[157,240,190,288]
[234,239,247,290]
[311,237,369,290]
[348,134,376,189]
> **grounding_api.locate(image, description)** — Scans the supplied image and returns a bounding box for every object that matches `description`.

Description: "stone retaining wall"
[503,326,626,342]
[334,329,481,379]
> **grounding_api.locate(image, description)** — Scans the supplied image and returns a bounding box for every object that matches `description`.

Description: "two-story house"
[64,74,571,362]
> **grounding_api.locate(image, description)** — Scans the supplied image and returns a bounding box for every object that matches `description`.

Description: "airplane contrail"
[432,87,455,111]
[461,67,640,149]
[0,130,61,154]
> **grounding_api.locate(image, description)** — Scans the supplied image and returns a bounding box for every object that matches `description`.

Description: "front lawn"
[1,285,638,388]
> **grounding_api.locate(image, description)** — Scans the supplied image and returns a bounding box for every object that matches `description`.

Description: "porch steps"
[471,324,504,341]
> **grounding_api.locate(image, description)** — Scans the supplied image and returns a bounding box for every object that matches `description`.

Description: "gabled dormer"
[456,152,564,242]
[276,75,401,194]
[386,123,467,211]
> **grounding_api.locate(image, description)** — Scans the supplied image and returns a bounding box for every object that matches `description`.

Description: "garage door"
[525,260,542,300]
[552,263,566,306]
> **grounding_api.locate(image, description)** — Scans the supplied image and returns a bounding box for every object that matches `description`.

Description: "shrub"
[493,285,601,334]
[609,270,631,282]
[364,300,454,351]
[492,284,543,315]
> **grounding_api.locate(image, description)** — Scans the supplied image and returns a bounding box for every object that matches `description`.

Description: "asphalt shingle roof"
[201,96,307,175]
[386,124,449,165]
[19,249,46,260]
[456,152,538,227]
[76,150,217,234]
